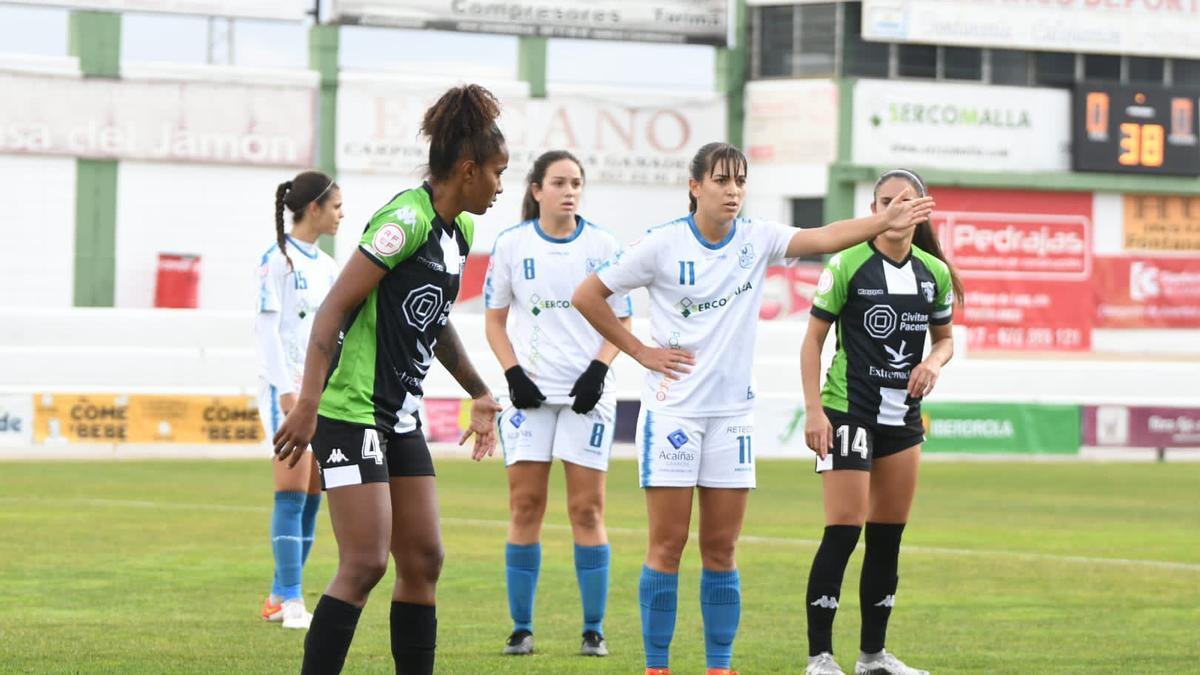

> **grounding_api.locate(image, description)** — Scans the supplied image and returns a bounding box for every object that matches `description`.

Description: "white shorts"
[257,379,309,456]
[498,400,616,472]
[635,408,756,488]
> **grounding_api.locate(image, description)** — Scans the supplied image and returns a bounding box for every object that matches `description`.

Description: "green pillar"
[825,78,858,222]
[518,37,548,99]
[69,11,120,307]
[716,0,748,147]
[309,24,340,256]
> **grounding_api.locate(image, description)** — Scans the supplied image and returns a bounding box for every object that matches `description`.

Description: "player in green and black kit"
[799,169,962,675]
[273,84,508,675]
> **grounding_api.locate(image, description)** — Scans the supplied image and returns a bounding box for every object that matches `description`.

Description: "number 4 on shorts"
[361,429,383,465]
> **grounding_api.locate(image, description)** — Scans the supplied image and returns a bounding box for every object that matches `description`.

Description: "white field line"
[2,496,1196,573]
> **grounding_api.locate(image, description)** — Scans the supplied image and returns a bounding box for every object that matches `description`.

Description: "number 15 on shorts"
[815,422,873,473]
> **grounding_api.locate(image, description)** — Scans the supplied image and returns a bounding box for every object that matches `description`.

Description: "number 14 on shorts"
[815,422,873,473]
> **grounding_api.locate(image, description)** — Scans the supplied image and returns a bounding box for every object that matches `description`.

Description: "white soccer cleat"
[854,650,928,675]
[281,599,313,630]
[807,652,845,674]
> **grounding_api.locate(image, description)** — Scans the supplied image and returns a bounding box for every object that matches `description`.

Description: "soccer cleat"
[579,630,608,657]
[644,669,670,675]
[280,599,312,630]
[261,596,283,622]
[854,650,928,675]
[807,652,846,675]
[705,669,739,675]
[503,629,534,655]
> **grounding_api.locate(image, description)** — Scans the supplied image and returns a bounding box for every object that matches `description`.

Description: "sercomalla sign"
[863,0,1200,59]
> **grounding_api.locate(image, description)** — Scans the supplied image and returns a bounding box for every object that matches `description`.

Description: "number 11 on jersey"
[678,261,696,285]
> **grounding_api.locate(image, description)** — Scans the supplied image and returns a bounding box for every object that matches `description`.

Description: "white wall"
[115,161,294,310]
[335,169,702,261]
[0,155,75,308]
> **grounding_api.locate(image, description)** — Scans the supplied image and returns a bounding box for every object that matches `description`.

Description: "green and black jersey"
[319,183,473,433]
[811,241,954,427]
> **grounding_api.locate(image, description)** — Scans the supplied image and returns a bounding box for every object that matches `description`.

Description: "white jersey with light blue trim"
[597,214,794,417]
[256,236,339,386]
[484,216,632,403]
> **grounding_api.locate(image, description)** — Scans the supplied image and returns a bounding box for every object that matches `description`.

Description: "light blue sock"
[701,568,741,669]
[639,565,678,669]
[574,543,610,634]
[300,492,322,565]
[505,542,541,632]
[271,491,306,600]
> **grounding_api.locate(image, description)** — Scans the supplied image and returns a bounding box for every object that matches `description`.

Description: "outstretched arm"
[786,187,934,258]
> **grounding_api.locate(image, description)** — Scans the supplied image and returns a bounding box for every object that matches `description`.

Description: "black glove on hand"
[569,360,609,414]
[505,366,546,409]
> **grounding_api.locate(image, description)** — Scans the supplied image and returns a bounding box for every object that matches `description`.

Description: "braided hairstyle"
[274,170,336,269]
[420,84,505,182]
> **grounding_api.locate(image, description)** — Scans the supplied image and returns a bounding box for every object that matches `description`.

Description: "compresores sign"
[852,79,1071,172]
[0,72,316,167]
[862,0,1200,60]
[330,0,729,46]
[2,0,309,20]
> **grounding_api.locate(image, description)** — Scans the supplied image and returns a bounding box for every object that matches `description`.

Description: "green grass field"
[1,458,1197,674]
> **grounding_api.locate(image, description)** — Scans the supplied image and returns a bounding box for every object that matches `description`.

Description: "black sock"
[302,595,362,675]
[391,601,437,675]
[860,522,906,654]
[806,524,862,657]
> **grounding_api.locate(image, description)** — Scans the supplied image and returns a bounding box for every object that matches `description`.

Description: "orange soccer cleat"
[260,596,284,622]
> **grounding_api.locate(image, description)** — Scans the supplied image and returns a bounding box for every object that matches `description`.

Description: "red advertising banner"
[1094,255,1200,328]
[760,262,824,320]
[930,187,1094,351]
[1083,405,1200,448]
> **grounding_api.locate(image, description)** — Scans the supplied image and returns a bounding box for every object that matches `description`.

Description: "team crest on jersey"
[738,243,755,269]
[817,268,834,294]
[373,224,406,257]
[667,429,689,449]
[920,280,935,303]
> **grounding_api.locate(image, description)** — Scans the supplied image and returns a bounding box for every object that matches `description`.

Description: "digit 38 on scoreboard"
[1072,83,1200,176]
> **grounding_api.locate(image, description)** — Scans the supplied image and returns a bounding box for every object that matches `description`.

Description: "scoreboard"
[1073,83,1200,177]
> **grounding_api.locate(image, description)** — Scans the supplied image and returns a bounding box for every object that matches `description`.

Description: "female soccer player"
[572,143,934,675]
[800,168,961,675]
[256,170,342,630]
[484,150,632,658]
[272,84,507,675]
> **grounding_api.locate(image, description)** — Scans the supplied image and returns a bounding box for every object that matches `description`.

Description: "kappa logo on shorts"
[510,411,526,428]
[666,429,689,449]
[328,448,348,464]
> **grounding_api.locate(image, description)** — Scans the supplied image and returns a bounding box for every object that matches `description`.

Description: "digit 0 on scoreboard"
[1072,83,1200,176]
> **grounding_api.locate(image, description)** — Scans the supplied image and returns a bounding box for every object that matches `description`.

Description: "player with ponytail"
[272,84,509,675]
[256,170,341,630]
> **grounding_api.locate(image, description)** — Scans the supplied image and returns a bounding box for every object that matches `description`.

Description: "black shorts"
[814,407,924,473]
[311,415,435,490]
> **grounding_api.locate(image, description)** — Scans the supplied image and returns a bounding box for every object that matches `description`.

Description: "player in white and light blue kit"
[256,170,342,630]
[572,142,933,675]
[484,150,632,658]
